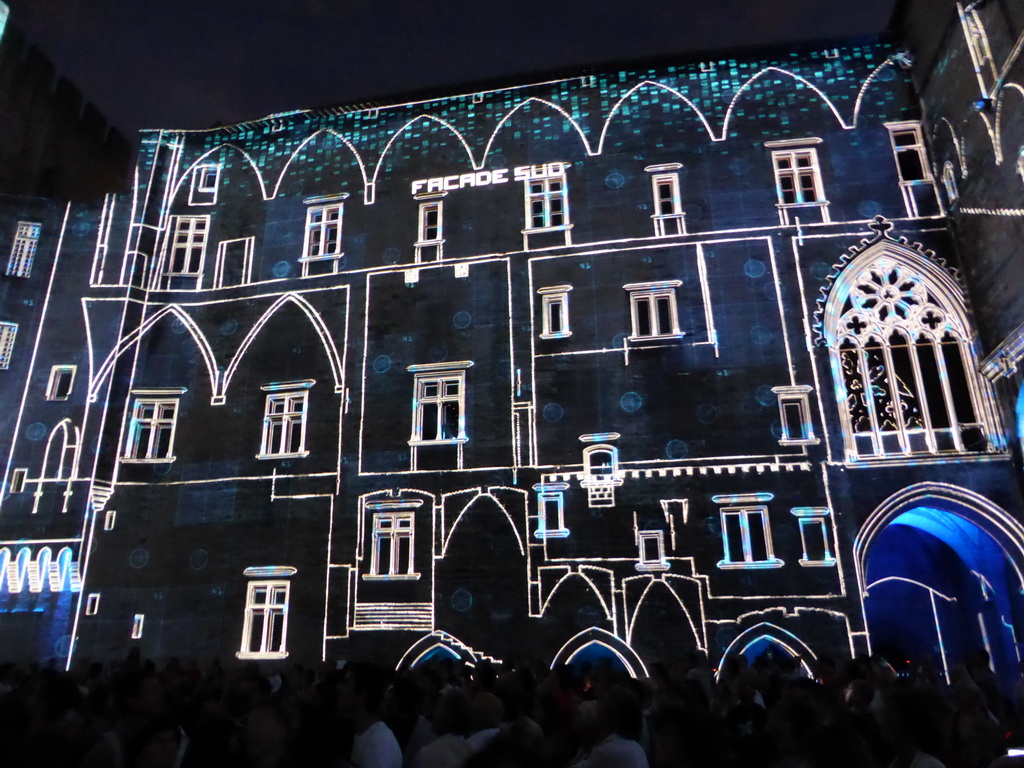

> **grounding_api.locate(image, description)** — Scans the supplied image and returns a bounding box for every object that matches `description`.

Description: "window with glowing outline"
[538,285,572,339]
[46,365,76,401]
[123,398,180,462]
[302,203,343,276]
[717,506,784,569]
[0,321,17,369]
[6,221,40,278]
[626,281,682,340]
[772,149,826,211]
[369,511,418,579]
[416,200,444,263]
[189,165,220,205]
[238,580,289,659]
[259,389,309,459]
[525,174,569,231]
[942,162,959,207]
[164,216,209,280]
[534,482,569,539]
[636,530,669,572]
[650,174,686,236]
[411,372,466,444]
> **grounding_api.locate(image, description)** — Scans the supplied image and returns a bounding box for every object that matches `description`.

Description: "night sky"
[8,0,898,139]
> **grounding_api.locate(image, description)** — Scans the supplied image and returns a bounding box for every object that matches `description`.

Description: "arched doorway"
[717,622,816,678]
[550,627,648,678]
[857,484,1024,685]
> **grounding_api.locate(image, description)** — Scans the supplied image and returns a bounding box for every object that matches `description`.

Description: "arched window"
[581,445,623,508]
[824,242,996,460]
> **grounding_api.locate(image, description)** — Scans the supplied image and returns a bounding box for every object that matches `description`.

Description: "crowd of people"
[0,645,1022,768]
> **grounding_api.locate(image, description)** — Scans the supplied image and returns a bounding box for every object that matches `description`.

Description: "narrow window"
[259,381,312,458]
[302,203,343,276]
[163,215,209,287]
[791,508,836,567]
[538,285,572,339]
[6,221,40,278]
[189,164,220,205]
[886,123,940,217]
[626,281,682,340]
[131,614,145,639]
[10,468,26,493]
[533,482,569,538]
[238,580,290,658]
[1016,148,1024,186]
[371,511,417,578]
[650,173,686,236]
[768,145,829,225]
[942,162,959,207]
[103,509,117,531]
[46,365,76,401]
[636,530,669,572]
[581,444,622,508]
[0,322,18,369]
[214,237,254,288]
[416,199,444,259]
[85,593,100,615]
[771,385,817,445]
[123,395,181,462]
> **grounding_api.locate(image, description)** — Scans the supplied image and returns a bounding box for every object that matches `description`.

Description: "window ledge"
[628,333,685,343]
[635,561,670,573]
[121,457,176,464]
[716,558,785,570]
[776,201,829,209]
[539,332,572,340]
[534,528,570,540]
[362,573,422,581]
[408,438,468,446]
[236,651,289,660]
[256,451,310,460]
[523,224,573,235]
[414,239,445,247]
[778,437,820,446]
[298,253,343,262]
[799,558,837,568]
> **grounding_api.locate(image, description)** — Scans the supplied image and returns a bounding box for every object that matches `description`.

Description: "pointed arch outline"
[8,547,31,593]
[270,128,369,199]
[442,491,524,557]
[852,56,903,127]
[993,82,1024,166]
[371,114,477,187]
[481,96,594,165]
[717,622,816,676]
[540,571,612,621]
[822,240,970,347]
[89,304,219,402]
[396,631,482,670]
[935,117,968,177]
[965,106,1001,164]
[169,143,269,203]
[852,482,1024,601]
[625,577,704,652]
[30,547,52,593]
[597,80,717,152]
[550,626,648,678]
[50,546,76,592]
[41,419,81,481]
[720,66,849,139]
[221,292,344,398]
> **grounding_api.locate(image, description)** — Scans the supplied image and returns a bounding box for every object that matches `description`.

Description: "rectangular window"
[239,580,290,658]
[0,322,18,369]
[103,509,116,531]
[6,221,40,278]
[717,505,784,569]
[85,593,100,615]
[772,149,825,206]
[525,174,569,230]
[771,385,817,445]
[538,285,572,339]
[123,396,180,462]
[886,122,941,217]
[46,365,76,401]
[411,372,465,443]
[164,216,209,278]
[10,467,26,493]
[259,386,309,458]
[214,237,254,288]
[189,165,220,205]
[418,200,442,244]
[626,281,682,339]
[131,614,145,639]
[651,174,686,236]
[534,482,569,539]
[791,507,836,567]
[636,530,669,572]
[302,203,343,276]
[371,511,417,578]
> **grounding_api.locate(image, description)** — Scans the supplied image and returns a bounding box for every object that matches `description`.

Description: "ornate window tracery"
[824,244,995,460]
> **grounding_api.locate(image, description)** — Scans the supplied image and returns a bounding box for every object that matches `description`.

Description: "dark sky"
[7,0,898,138]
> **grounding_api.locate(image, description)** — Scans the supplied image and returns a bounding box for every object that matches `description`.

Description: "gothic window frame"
[6,221,40,278]
[822,241,1000,462]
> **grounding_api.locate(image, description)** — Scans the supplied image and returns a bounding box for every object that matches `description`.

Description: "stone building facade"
[1,23,1023,684]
